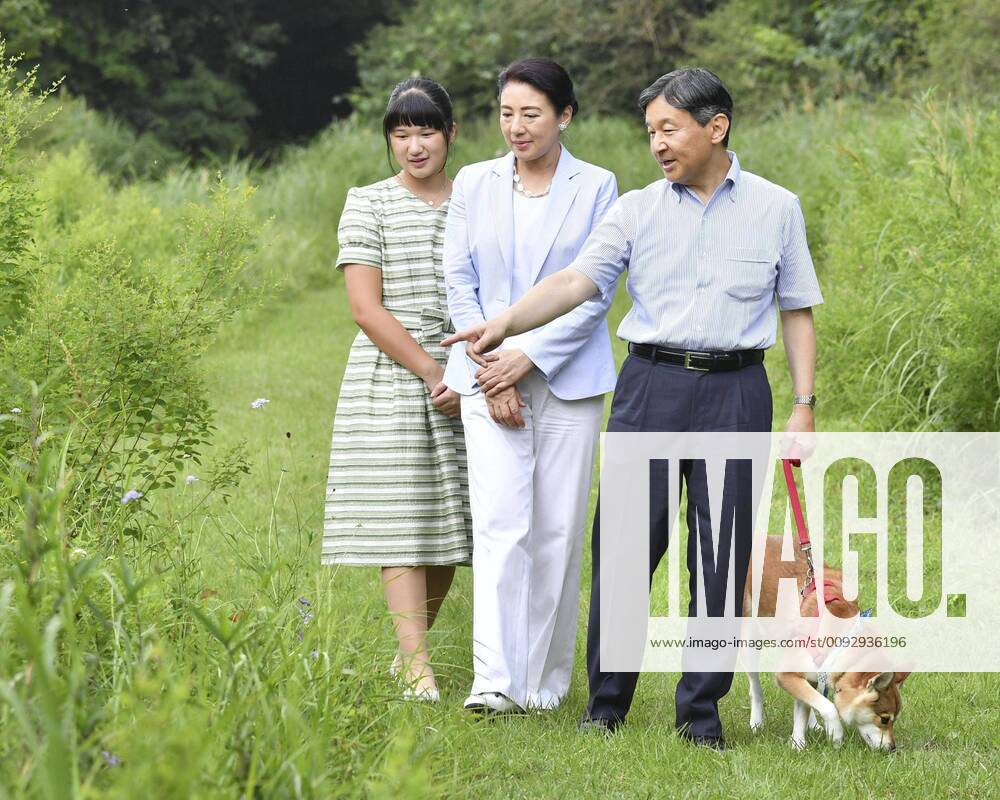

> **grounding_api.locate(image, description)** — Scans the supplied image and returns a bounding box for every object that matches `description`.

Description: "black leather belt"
[627,343,765,372]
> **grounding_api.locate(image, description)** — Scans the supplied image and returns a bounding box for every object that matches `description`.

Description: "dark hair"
[637,67,733,147]
[498,58,579,117]
[382,78,455,170]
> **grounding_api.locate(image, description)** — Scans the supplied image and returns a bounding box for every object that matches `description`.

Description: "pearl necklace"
[512,166,552,198]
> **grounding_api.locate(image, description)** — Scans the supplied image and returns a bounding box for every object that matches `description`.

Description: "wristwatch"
[793,394,817,408]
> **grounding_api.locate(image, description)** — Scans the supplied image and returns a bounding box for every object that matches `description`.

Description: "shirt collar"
[725,150,741,201]
[668,150,741,203]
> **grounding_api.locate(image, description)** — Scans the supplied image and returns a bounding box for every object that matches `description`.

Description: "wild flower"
[185,474,199,485]
[297,597,314,641]
[121,489,143,504]
[250,398,270,409]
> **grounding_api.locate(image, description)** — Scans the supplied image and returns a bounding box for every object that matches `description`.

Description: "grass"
[189,275,999,798]
[4,95,998,796]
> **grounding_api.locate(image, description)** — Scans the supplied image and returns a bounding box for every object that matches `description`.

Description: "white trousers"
[461,370,603,709]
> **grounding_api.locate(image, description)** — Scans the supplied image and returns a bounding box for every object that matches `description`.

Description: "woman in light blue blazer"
[442,58,618,713]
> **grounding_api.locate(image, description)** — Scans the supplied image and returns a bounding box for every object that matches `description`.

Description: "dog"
[743,534,910,750]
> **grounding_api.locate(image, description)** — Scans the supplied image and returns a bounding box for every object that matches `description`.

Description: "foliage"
[817,96,1000,430]
[353,0,992,124]
[0,41,57,337]
[0,389,412,797]
[812,0,930,89]
[28,0,282,156]
[24,93,180,182]
[916,0,1000,101]
[352,0,718,120]
[680,0,934,116]
[5,0,995,160]
[0,47,263,536]
[0,0,395,157]
[684,0,834,117]
[1,23,999,796]
[0,0,58,60]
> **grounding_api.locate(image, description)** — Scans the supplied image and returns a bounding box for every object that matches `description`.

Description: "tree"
[351,0,719,120]
[0,0,395,157]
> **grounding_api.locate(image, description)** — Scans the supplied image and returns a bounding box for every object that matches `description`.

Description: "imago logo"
[754,455,961,620]
[597,432,997,673]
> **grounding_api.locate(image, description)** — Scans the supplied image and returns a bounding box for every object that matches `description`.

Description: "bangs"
[382,90,448,136]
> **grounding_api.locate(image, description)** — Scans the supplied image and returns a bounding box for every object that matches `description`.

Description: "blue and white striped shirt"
[570,152,823,351]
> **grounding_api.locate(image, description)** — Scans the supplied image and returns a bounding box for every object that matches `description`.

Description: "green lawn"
[192,279,999,799]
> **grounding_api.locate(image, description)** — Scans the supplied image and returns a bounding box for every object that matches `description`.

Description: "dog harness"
[816,608,873,698]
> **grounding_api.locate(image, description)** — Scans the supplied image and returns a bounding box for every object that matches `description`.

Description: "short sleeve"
[335,187,382,270]
[775,196,824,310]
[568,195,634,302]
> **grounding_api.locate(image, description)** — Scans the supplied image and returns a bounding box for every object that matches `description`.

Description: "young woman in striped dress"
[323,79,471,701]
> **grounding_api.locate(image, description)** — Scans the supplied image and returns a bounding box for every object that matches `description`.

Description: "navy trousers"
[584,352,773,738]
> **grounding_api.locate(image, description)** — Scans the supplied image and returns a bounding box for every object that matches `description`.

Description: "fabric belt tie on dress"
[627,343,765,372]
[392,307,453,344]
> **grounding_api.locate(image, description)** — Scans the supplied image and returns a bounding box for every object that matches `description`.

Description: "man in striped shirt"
[444,68,821,748]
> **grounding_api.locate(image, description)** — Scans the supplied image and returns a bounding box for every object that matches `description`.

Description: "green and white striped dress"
[323,177,472,566]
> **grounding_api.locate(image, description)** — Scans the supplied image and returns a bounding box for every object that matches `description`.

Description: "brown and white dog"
[744,535,911,750]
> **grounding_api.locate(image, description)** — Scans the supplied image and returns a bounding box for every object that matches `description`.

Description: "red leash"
[782,458,818,599]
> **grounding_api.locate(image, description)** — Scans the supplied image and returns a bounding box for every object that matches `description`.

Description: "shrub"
[0,44,262,535]
[817,95,999,430]
[916,0,1000,101]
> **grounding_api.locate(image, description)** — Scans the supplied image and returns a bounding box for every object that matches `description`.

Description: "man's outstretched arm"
[442,197,633,362]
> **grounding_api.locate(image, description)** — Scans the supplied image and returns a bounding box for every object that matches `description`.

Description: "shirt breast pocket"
[724,247,777,301]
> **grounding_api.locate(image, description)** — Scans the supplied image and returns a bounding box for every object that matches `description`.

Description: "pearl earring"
[559,122,568,131]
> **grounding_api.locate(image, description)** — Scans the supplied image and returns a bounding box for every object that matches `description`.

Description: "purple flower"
[250,398,270,409]
[296,597,314,641]
[121,490,143,505]
[101,750,120,767]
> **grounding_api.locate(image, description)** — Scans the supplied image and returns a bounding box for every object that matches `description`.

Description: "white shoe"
[464,691,523,714]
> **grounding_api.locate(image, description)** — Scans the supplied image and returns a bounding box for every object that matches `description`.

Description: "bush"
[0,45,262,533]
[816,95,1000,430]
[0,43,55,337]
[25,93,181,182]
[916,0,1000,101]
[2,177,260,525]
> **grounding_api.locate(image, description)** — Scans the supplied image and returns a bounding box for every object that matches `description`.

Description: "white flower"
[121,489,143,504]
[185,475,199,485]
[250,398,270,409]
[9,407,21,414]
[70,547,88,561]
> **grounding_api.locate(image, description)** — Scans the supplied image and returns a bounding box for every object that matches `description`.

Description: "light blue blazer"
[442,147,618,400]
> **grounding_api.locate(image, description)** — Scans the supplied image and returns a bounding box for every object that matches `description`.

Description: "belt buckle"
[683,352,710,372]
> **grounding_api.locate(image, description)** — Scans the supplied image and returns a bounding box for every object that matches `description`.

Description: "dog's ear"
[868,672,894,692]
[892,671,911,685]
